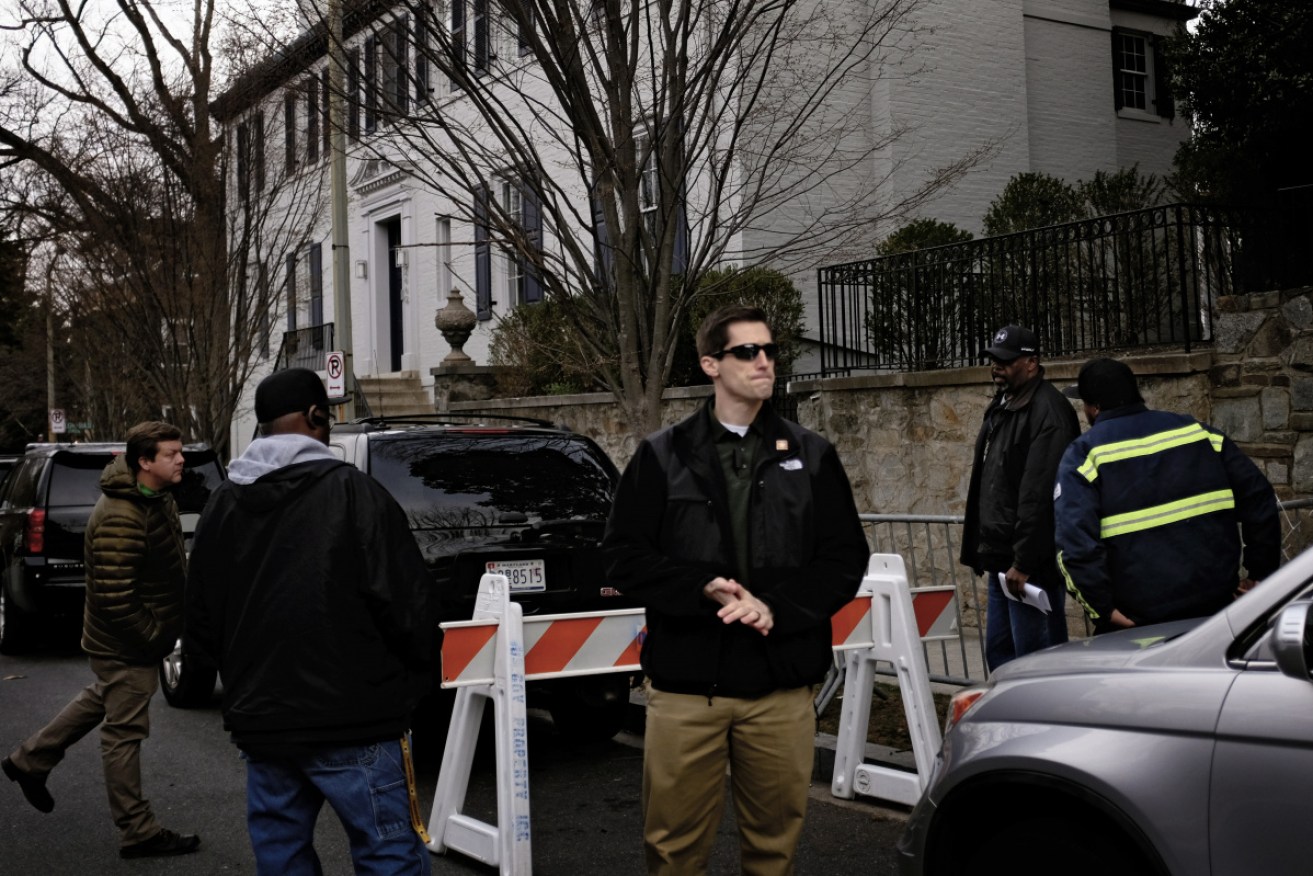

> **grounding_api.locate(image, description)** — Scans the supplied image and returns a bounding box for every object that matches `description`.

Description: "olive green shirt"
[711,408,762,585]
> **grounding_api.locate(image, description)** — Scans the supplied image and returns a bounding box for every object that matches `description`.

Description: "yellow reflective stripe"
[1058,550,1100,621]
[1075,423,1220,483]
[1099,489,1235,539]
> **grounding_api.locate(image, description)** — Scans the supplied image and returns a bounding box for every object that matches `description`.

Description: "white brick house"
[214,0,1194,452]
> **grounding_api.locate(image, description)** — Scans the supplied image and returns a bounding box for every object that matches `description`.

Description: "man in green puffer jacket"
[3,421,201,860]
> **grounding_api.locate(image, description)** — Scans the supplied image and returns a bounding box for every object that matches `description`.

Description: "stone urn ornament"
[434,289,477,364]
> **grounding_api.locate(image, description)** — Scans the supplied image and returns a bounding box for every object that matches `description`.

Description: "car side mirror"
[1272,601,1313,681]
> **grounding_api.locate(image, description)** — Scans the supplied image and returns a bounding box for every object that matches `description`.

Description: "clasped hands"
[703,577,773,636]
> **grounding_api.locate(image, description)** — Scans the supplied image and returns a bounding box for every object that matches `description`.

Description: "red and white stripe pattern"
[442,609,646,687]
[829,586,957,650]
[443,586,960,685]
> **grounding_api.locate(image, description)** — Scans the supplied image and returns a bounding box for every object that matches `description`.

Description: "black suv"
[0,443,226,654]
[166,415,636,741]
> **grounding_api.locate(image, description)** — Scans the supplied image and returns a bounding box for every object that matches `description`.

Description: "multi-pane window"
[382,16,410,120]
[638,134,659,243]
[501,180,524,304]
[1112,28,1172,118]
[1115,32,1149,111]
[450,0,490,83]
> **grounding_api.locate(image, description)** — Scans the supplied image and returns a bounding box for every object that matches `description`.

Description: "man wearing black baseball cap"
[1055,358,1280,632]
[187,368,436,873]
[961,325,1080,670]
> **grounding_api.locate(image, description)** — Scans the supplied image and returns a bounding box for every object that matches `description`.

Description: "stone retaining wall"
[444,286,1313,547]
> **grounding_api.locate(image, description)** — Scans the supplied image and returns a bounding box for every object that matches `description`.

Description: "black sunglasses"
[710,343,779,362]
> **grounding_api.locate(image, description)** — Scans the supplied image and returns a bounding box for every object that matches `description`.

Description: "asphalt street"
[1,638,908,875]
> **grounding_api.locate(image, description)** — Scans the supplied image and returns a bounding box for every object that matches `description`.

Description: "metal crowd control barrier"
[860,513,987,685]
[858,499,1313,690]
[428,556,944,874]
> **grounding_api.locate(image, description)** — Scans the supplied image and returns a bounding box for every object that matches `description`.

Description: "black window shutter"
[285,92,298,169]
[474,0,488,75]
[591,183,613,293]
[348,48,360,140]
[396,16,410,115]
[254,111,265,192]
[523,183,543,303]
[416,14,429,102]
[1111,28,1125,111]
[309,242,324,326]
[365,36,378,132]
[306,78,318,163]
[451,0,465,90]
[1152,36,1175,119]
[475,184,492,320]
[286,252,298,331]
[321,68,331,159]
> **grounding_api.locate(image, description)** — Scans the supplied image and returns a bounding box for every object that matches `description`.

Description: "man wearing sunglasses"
[603,305,869,875]
[961,324,1080,671]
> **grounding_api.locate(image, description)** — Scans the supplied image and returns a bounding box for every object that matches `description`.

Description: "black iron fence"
[817,201,1311,374]
[276,323,334,371]
[273,323,373,418]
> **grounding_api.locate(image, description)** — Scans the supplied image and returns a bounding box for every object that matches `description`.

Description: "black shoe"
[119,828,201,859]
[2,756,54,813]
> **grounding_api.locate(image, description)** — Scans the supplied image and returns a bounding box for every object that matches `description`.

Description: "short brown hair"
[695,305,772,358]
[125,421,182,473]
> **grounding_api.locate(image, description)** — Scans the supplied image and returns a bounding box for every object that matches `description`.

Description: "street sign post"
[48,408,66,435]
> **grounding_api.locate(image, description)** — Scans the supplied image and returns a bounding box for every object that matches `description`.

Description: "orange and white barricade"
[429,555,951,872]
[427,573,644,874]
[829,554,944,806]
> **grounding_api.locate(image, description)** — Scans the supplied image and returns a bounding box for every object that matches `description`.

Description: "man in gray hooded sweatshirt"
[187,368,436,875]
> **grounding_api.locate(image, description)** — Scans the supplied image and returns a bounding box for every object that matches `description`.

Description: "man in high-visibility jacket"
[1055,358,1280,632]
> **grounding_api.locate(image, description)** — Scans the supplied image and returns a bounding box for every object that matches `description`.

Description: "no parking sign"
[325,351,345,397]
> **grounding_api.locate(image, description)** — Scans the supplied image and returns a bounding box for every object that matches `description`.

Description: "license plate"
[486,559,547,592]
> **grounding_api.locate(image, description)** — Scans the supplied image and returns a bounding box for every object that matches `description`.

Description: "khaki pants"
[11,657,162,846]
[642,686,815,876]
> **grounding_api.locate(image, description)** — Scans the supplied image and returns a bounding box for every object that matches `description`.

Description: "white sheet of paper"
[998,572,1052,614]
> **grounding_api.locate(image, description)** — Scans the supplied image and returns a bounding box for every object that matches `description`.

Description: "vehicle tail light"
[944,687,987,734]
[24,508,47,554]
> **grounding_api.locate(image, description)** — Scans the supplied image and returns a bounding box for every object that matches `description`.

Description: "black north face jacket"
[602,402,869,699]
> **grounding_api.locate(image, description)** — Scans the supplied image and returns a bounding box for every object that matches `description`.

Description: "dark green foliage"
[864,219,976,371]
[1078,167,1168,216]
[682,266,805,376]
[982,173,1086,237]
[876,218,974,256]
[1164,0,1313,204]
[487,299,609,397]
[0,240,27,349]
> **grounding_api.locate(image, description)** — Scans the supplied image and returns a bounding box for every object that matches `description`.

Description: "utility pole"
[328,0,356,419]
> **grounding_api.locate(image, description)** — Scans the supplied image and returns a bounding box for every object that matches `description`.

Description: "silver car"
[897,545,1313,876]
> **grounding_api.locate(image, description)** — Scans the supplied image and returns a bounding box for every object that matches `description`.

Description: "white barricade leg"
[830,648,877,800]
[425,574,533,876]
[427,687,489,854]
[830,554,944,807]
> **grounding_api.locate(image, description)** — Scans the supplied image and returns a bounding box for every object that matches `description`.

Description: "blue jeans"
[985,571,1068,671]
[243,740,431,876]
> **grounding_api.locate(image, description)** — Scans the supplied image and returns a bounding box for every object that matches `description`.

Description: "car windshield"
[369,433,616,530]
